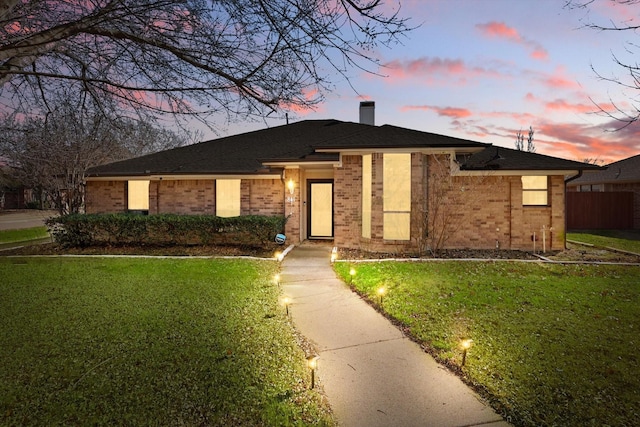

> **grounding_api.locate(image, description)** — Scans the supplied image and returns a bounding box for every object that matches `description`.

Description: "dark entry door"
[308,181,333,238]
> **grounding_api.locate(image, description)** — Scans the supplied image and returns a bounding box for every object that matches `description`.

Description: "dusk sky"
[218,0,640,164]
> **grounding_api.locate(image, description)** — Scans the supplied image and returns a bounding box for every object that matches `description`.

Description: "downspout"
[563,170,583,249]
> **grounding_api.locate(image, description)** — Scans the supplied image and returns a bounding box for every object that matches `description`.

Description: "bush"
[46,214,288,248]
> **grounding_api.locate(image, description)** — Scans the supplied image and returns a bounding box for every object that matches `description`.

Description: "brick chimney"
[359,101,375,125]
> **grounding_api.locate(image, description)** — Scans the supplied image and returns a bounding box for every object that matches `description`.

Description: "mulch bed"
[2,241,639,263]
[0,242,278,258]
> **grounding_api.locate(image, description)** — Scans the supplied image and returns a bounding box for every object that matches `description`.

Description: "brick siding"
[87,154,569,252]
[334,153,566,253]
[85,181,126,214]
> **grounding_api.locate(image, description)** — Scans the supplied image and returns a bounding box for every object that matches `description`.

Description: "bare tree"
[0,98,192,214]
[515,126,535,152]
[566,0,640,127]
[0,0,411,127]
[416,154,491,256]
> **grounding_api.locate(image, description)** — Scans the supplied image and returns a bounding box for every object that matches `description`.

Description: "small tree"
[416,154,491,256]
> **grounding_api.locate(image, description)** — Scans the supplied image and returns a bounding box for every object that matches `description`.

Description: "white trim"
[316,147,485,155]
[261,161,339,168]
[452,168,581,177]
[87,173,280,181]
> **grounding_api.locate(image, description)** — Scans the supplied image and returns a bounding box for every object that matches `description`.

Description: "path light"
[331,247,338,263]
[349,267,356,283]
[274,273,280,286]
[307,355,319,389]
[377,286,386,305]
[274,251,284,262]
[461,339,473,366]
[282,296,291,316]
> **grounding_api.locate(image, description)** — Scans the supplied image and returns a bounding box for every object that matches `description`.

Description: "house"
[86,102,602,253]
[566,154,640,229]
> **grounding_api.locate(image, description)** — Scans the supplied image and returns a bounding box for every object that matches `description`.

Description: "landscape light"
[307,355,319,389]
[330,247,338,263]
[377,286,385,305]
[274,273,280,286]
[461,339,473,366]
[349,268,356,283]
[274,251,284,262]
[283,297,290,316]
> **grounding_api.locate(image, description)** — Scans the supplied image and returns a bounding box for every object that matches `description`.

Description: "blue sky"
[216,0,640,164]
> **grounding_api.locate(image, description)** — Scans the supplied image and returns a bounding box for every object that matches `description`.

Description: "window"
[362,154,372,238]
[383,153,411,240]
[522,176,548,206]
[216,179,240,217]
[128,180,149,212]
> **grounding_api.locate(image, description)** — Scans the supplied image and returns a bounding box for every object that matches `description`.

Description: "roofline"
[261,160,341,168]
[86,173,282,181]
[566,178,640,186]
[453,169,583,177]
[315,146,486,154]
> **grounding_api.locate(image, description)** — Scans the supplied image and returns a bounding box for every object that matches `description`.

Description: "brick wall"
[243,179,285,216]
[85,181,126,213]
[334,153,566,253]
[283,170,301,243]
[152,180,215,214]
[334,155,363,248]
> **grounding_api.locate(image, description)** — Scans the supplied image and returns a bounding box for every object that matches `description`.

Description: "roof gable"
[568,153,640,185]
[459,146,604,172]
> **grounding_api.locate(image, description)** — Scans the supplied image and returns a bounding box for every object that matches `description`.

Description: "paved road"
[0,210,57,231]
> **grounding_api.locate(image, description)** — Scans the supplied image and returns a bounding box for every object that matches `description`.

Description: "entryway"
[307,180,333,239]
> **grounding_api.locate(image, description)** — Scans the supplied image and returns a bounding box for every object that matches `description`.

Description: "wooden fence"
[566,191,634,229]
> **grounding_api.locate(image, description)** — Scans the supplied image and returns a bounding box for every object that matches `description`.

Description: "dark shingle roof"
[568,153,640,185]
[87,119,603,177]
[88,120,488,177]
[458,146,604,172]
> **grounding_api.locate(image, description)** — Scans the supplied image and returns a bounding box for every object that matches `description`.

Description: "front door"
[308,181,333,239]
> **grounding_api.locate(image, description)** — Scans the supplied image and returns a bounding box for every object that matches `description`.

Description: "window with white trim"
[383,153,411,240]
[216,179,241,217]
[522,176,548,206]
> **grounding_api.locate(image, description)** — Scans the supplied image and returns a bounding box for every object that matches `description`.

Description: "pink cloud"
[402,105,472,118]
[477,21,548,61]
[476,22,520,41]
[384,57,502,85]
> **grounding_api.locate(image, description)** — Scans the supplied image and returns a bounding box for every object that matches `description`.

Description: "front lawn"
[0,226,49,244]
[335,261,639,427]
[0,257,333,426]
[568,230,640,254]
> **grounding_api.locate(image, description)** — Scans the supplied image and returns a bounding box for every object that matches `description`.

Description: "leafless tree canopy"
[0,0,410,126]
[566,0,640,127]
[0,99,192,214]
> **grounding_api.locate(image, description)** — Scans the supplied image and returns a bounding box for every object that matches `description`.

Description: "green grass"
[568,230,640,254]
[0,226,49,244]
[0,257,334,426]
[336,261,640,427]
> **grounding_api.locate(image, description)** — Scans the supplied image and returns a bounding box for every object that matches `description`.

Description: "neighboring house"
[566,154,640,229]
[86,103,602,252]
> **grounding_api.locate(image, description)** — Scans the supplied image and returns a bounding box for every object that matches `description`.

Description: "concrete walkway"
[281,241,511,427]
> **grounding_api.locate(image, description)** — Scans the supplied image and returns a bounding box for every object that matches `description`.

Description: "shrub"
[46,214,288,248]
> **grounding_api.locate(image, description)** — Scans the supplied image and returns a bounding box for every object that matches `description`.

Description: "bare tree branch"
[0,0,412,128]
